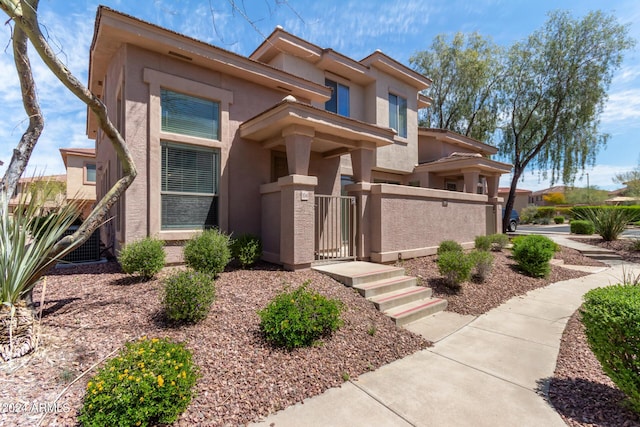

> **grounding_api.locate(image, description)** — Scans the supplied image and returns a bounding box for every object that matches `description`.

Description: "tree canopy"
[412,10,634,231]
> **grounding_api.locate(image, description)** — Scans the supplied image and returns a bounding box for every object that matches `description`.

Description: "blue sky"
[0,0,638,191]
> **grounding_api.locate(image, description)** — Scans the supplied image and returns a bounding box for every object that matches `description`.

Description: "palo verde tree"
[410,32,504,144]
[498,10,634,231]
[613,160,640,197]
[0,0,137,360]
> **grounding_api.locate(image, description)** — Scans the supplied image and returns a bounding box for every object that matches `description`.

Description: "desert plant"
[519,205,539,224]
[437,250,472,288]
[581,284,640,414]
[437,240,463,256]
[488,233,510,251]
[118,237,166,280]
[574,207,638,241]
[474,235,491,252]
[629,239,640,252]
[537,217,551,225]
[570,219,595,235]
[258,282,343,349]
[231,234,262,268]
[183,229,231,275]
[79,337,198,427]
[553,216,565,224]
[163,270,216,323]
[536,207,556,219]
[511,235,558,278]
[0,191,81,361]
[469,250,494,282]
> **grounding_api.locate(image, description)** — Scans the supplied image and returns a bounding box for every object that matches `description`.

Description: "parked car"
[503,209,520,232]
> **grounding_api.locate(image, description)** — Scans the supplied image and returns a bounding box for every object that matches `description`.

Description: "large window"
[325,79,350,117]
[389,93,407,138]
[161,88,220,140]
[161,142,219,230]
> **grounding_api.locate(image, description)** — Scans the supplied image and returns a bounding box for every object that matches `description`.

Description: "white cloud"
[601,88,640,125]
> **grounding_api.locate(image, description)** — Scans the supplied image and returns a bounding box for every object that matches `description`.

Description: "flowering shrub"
[163,270,216,323]
[258,282,343,349]
[118,237,166,280]
[231,234,262,268]
[79,337,198,427]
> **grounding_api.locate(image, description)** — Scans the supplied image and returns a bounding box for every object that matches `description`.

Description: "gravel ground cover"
[0,245,617,426]
[573,237,640,263]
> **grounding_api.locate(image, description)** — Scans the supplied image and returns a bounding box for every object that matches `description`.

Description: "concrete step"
[353,275,416,298]
[385,298,449,326]
[368,286,433,311]
[312,262,405,287]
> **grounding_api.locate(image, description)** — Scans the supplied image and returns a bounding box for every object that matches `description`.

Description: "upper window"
[325,79,350,117]
[389,93,407,138]
[160,88,220,140]
[161,142,219,230]
[85,163,97,183]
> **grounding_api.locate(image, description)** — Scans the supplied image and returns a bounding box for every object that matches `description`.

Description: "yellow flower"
[87,381,93,389]
[171,381,176,386]
[128,376,135,381]
[136,421,141,426]
[138,362,145,369]
[110,367,115,371]
[181,371,186,379]
[157,375,164,387]
[140,397,144,402]
[124,369,129,374]
[151,338,159,343]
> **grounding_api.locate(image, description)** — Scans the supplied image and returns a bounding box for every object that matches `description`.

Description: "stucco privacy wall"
[367,184,489,263]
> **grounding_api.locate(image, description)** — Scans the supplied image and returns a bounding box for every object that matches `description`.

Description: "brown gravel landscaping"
[0,243,625,426]
[574,237,640,263]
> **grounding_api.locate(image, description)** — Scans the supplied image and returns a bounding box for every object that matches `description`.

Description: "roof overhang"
[360,51,432,90]
[240,99,395,155]
[88,7,331,138]
[59,148,96,168]
[415,155,512,176]
[419,128,498,156]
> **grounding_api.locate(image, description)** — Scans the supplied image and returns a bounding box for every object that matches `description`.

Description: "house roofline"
[418,128,498,155]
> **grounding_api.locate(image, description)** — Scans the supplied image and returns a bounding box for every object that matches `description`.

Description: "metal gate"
[314,195,356,262]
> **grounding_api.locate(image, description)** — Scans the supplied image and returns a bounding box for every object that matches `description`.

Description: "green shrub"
[629,239,640,252]
[79,337,198,427]
[437,250,472,288]
[519,205,539,224]
[469,250,494,282]
[574,207,638,241]
[570,220,595,235]
[581,285,640,414]
[258,282,343,349]
[553,216,565,224]
[488,233,510,251]
[537,217,551,225]
[474,235,491,252]
[183,229,231,275]
[511,235,558,278]
[536,207,556,219]
[437,240,463,256]
[163,270,215,323]
[231,234,262,268]
[118,237,166,280]
[556,207,573,219]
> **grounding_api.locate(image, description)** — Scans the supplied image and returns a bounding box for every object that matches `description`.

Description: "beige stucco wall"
[418,135,479,164]
[499,192,531,214]
[65,155,96,202]
[367,184,489,262]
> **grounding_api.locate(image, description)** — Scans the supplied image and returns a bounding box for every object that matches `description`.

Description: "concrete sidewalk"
[251,239,639,427]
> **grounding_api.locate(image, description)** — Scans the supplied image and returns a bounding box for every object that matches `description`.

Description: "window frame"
[325,79,350,117]
[160,88,221,140]
[84,162,97,185]
[388,93,407,138]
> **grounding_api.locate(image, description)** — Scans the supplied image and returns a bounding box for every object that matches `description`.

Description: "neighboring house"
[59,148,97,218]
[529,185,568,206]
[8,174,67,213]
[498,187,532,214]
[89,7,512,268]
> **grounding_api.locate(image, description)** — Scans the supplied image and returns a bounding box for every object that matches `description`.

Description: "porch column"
[486,174,502,234]
[346,182,372,261]
[278,174,317,270]
[283,125,314,175]
[350,148,374,183]
[462,168,481,194]
[486,175,500,199]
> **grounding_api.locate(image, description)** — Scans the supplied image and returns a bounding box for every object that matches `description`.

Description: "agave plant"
[575,207,639,242]
[0,187,80,361]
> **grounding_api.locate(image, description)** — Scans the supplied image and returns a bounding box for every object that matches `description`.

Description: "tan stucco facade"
[89,7,511,268]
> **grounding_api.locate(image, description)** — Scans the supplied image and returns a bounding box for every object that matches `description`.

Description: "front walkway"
[251,238,638,426]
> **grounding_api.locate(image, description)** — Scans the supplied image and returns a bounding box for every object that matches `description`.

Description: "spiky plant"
[0,188,80,361]
[575,208,639,241]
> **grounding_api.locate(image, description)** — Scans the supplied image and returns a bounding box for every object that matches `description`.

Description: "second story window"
[85,163,97,183]
[161,88,220,140]
[389,93,407,138]
[325,79,350,117]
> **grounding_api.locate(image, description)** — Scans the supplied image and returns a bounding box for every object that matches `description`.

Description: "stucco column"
[486,174,503,234]
[283,125,314,175]
[350,148,374,183]
[278,174,318,270]
[346,182,372,261]
[462,168,481,194]
[485,174,500,199]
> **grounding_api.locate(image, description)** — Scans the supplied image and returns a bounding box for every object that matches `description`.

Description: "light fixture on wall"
[442,200,448,207]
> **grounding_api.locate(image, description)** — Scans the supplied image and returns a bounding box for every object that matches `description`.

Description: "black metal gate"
[314,195,356,262]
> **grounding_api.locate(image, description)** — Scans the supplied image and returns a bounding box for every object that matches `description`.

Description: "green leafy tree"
[564,186,609,205]
[499,11,633,231]
[542,192,566,205]
[613,161,640,197]
[410,32,504,143]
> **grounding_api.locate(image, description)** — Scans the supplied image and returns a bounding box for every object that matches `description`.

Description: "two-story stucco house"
[89,7,511,269]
